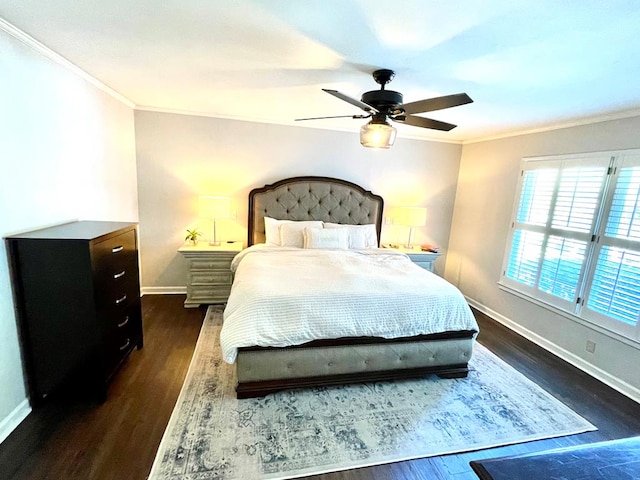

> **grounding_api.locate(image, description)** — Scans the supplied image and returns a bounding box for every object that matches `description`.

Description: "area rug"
[148,307,596,480]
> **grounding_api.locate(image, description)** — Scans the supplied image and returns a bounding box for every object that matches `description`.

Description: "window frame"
[499,150,640,343]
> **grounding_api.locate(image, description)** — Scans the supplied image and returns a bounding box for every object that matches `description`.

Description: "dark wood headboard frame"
[248,176,384,246]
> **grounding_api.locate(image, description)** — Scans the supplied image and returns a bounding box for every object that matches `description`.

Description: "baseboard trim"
[141,286,186,296]
[466,296,640,405]
[0,399,31,444]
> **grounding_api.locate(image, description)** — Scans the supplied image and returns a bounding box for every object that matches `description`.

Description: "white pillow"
[303,227,349,249]
[279,221,323,248]
[264,217,290,245]
[323,223,378,249]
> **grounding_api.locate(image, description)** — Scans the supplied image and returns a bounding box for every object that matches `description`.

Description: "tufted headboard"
[248,176,384,246]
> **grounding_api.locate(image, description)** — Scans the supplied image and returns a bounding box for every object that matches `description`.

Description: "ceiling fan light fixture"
[300,69,473,147]
[360,119,397,149]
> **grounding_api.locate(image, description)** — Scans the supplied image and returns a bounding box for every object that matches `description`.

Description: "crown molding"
[0,17,135,108]
[135,105,464,145]
[463,108,640,145]
[137,103,640,147]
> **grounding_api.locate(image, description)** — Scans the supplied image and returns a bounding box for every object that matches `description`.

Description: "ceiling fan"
[296,69,473,148]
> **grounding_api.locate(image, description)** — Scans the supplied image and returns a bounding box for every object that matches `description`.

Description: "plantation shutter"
[502,151,640,341]
[505,166,557,287]
[583,154,640,337]
[502,155,610,311]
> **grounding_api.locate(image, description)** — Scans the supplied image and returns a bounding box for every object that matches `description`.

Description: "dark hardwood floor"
[1,295,639,479]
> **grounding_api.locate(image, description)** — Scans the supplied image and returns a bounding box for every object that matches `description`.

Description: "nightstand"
[383,245,441,273]
[178,241,243,308]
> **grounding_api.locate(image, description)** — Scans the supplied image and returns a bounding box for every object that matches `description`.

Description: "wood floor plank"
[0,295,207,480]
[0,296,639,479]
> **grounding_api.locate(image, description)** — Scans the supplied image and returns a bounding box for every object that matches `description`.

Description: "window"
[501,151,640,341]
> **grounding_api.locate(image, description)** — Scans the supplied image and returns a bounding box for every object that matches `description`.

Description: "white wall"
[0,28,137,442]
[448,116,640,400]
[134,110,463,291]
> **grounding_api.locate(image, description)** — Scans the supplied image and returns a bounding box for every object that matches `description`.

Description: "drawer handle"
[113,270,126,279]
[119,338,131,351]
[115,294,127,304]
[112,245,124,253]
[117,316,130,328]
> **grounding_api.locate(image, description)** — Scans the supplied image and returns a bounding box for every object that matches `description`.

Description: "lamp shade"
[199,196,230,219]
[360,121,397,148]
[394,207,427,227]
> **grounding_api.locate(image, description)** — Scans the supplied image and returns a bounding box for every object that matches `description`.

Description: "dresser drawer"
[96,276,139,312]
[94,235,139,310]
[107,317,135,350]
[92,230,137,273]
[100,301,138,338]
[104,326,135,375]
[102,305,140,374]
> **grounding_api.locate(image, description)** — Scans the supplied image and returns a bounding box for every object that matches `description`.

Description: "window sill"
[497,281,640,350]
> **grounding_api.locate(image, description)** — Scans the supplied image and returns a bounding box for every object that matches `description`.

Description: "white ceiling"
[2,0,640,142]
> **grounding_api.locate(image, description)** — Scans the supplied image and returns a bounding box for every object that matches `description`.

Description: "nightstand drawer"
[190,271,233,286]
[382,246,441,274]
[190,285,232,301]
[190,257,234,270]
[411,260,436,272]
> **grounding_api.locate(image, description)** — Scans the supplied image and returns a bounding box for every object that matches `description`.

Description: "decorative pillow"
[264,217,289,245]
[323,223,378,249]
[303,227,349,249]
[279,221,323,248]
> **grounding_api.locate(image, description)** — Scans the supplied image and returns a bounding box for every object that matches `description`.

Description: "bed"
[221,176,478,398]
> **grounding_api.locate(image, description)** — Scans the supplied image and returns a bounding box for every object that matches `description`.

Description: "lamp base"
[405,227,415,251]
[209,241,221,246]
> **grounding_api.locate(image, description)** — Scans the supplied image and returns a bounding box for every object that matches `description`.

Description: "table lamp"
[199,196,231,246]
[395,207,427,249]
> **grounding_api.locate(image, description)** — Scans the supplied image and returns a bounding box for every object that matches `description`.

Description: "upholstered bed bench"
[470,436,640,480]
[236,332,474,398]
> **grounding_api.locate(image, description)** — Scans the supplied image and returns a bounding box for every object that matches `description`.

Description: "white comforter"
[220,245,478,363]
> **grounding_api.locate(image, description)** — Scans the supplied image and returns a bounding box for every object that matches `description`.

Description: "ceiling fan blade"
[295,114,370,121]
[322,89,379,113]
[401,93,473,115]
[393,114,457,131]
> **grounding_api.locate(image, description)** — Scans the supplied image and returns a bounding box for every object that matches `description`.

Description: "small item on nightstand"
[421,244,439,253]
[184,228,202,246]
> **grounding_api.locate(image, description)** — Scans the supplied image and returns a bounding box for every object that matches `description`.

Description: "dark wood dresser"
[6,221,143,405]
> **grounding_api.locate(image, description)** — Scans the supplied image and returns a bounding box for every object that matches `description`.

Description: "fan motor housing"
[361,90,403,112]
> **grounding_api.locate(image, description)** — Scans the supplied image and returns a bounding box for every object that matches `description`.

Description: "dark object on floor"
[470,436,640,479]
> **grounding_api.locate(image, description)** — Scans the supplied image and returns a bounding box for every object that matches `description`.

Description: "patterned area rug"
[149,307,596,480]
